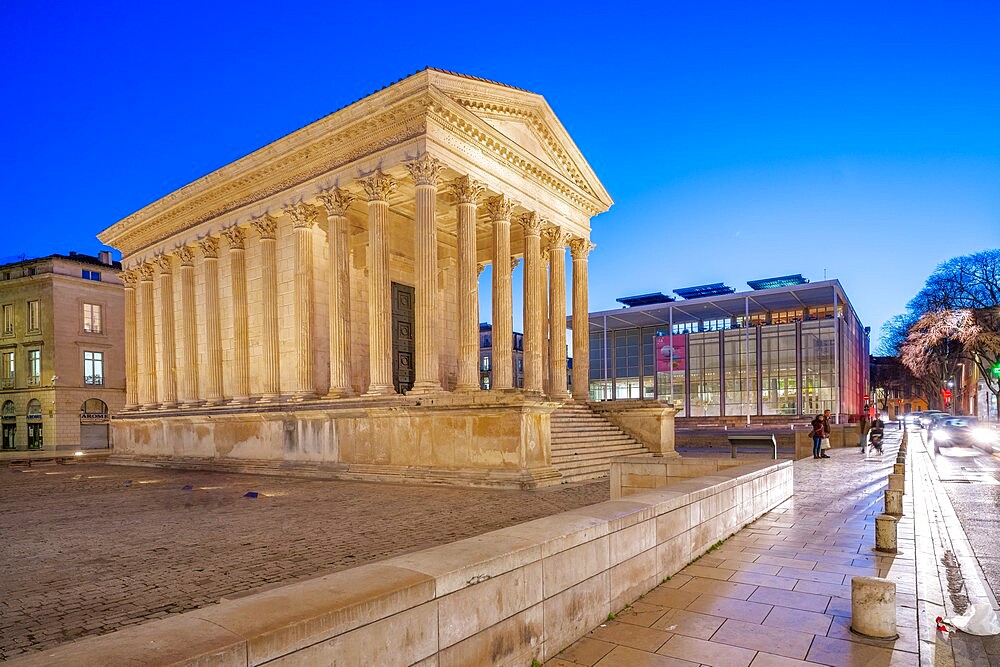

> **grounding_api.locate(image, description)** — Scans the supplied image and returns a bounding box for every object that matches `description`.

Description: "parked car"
[929,417,999,447]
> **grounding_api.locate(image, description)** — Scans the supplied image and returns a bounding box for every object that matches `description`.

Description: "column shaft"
[137,265,158,408]
[521,214,544,393]
[286,204,318,399]
[452,177,484,392]
[541,250,550,394]
[547,230,570,399]
[570,238,595,401]
[407,155,443,394]
[488,196,515,390]
[360,171,396,396]
[200,238,225,404]
[224,227,250,402]
[122,272,139,410]
[319,190,354,397]
[177,249,200,405]
[252,215,281,400]
[156,256,178,407]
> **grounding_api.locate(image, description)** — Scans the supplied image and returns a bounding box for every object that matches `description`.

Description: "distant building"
[0,251,124,450]
[580,277,869,421]
[478,323,525,390]
[869,356,928,419]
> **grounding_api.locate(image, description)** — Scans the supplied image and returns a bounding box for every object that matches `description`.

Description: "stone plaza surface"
[547,427,1000,667]
[0,464,607,660]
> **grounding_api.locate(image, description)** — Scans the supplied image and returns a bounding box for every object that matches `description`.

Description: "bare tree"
[954,307,1000,407]
[899,310,966,410]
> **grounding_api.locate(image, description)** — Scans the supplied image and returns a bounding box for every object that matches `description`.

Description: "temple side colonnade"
[97,69,644,489]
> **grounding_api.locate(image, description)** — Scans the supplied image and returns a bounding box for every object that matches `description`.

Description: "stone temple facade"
[98,68,663,488]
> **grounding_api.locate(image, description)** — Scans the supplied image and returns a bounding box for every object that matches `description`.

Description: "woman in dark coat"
[811,414,826,459]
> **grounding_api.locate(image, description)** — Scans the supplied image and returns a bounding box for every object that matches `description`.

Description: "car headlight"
[973,428,998,444]
[934,430,951,441]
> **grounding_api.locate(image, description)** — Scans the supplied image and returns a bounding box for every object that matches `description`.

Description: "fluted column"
[251,214,281,401]
[520,213,544,394]
[197,238,225,404]
[570,237,595,401]
[285,203,319,400]
[137,263,158,409]
[360,170,397,396]
[545,227,570,399]
[406,154,444,394]
[318,189,355,397]
[199,238,225,404]
[487,195,515,390]
[120,270,139,410]
[176,246,200,406]
[540,249,550,394]
[154,254,178,408]
[452,176,484,392]
[222,227,250,403]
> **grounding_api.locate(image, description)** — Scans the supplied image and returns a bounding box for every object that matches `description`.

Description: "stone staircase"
[550,402,650,483]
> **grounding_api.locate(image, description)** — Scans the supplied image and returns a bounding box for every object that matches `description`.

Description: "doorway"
[391,282,415,394]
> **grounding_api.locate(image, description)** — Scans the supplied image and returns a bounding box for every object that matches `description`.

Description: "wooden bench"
[726,434,778,459]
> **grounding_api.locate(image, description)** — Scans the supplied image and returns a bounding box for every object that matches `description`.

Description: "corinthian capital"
[317,188,354,217]
[175,246,195,266]
[477,262,487,276]
[198,236,219,259]
[511,256,521,270]
[518,212,545,236]
[542,226,569,250]
[221,225,246,249]
[450,175,485,205]
[250,213,278,239]
[153,253,172,273]
[358,170,396,202]
[138,263,156,281]
[569,237,596,260]
[485,195,516,222]
[119,269,138,288]
[285,202,320,229]
[404,153,444,187]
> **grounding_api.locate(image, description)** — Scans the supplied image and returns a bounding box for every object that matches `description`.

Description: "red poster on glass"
[655,335,686,372]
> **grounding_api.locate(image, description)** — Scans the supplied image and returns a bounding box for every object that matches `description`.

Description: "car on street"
[929,417,999,448]
[917,410,948,428]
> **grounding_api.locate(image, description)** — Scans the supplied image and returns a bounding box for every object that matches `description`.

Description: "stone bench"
[726,433,777,459]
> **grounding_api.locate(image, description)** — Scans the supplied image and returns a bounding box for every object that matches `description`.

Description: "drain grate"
[939,479,974,484]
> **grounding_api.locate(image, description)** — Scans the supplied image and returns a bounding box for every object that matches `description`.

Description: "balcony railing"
[84,375,104,386]
[0,378,12,389]
[27,376,39,386]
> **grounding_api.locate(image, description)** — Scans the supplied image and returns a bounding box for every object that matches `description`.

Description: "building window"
[82,269,101,281]
[27,349,40,386]
[1,351,13,389]
[84,351,104,385]
[83,303,103,333]
[1,304,12,336]
[27,300,40,332]
[481,355,491,371]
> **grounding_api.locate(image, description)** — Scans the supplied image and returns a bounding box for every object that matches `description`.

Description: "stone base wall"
[109,394,562,489]
[611,455,774,498]
[10,459,792,667]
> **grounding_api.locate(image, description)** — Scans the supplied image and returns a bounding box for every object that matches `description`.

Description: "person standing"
[811,414,826,459]
[820,409,832,458]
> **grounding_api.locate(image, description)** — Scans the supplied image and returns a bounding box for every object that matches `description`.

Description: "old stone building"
[0,251,124,450]
[98,69,669,487]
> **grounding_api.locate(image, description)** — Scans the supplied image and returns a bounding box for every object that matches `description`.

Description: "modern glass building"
[582,278,869,420]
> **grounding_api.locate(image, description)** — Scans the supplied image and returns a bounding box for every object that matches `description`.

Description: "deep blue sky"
[3,1,998,350]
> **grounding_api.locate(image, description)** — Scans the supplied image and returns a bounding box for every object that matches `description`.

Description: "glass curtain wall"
[801,319,836,415]
[589,332,611,400]
[688,331,721,416]
[724,328,757,416]
[761,323,797,415]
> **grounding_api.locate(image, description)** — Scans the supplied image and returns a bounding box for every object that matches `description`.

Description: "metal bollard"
[884,489,903,516]
[893,463,905,477]
[851,576,898,639]
[875,514,898,553]
[888,473,904,493]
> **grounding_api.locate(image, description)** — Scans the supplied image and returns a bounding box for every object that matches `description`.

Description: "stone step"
[551,448,647,465]
[548,401,651,484]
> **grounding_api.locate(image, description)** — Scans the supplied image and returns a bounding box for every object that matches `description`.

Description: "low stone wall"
[611,455,777,498]
[11,459,792,667]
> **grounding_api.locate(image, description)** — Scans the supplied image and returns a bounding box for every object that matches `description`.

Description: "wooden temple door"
[391,282,415,394]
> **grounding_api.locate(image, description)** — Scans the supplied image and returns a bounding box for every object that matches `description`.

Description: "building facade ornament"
[519,211,544,236]
[450,175,485,204]
[153,254,172,273]
[358,170,396,202]
[175,246,195,266]
[119,269,138,288]
[569,237,596,259]
[250,213,278,239]
[317,188,355,217]
[542,226,570,250]
[285,202,320,228]
[198,237,219,258]
[138,263,155,281]
[511,257,520,270]
[404,153,444,186]
[485,194,516,222]
[221,226,245,250]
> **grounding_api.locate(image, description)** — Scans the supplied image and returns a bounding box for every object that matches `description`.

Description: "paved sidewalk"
[548,426,1000,666]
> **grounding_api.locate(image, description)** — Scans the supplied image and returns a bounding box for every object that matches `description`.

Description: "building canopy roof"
[579,280,860,333]
[674,283,735,299]
[747,274,808,290]
[616,292,675,307]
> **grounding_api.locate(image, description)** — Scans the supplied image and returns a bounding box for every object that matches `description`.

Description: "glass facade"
[587,284,869,420]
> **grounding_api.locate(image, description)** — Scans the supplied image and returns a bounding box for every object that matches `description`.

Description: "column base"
[547,392,571,401]
[227,396,252,406]
[324,388,354,399]
[202,397,227,407]
[453,384,481,393]
[256,394,283,404]
[408,381,442,396]
[289,392,317,402]
[178,400,204,409]
[140,403,161,411]
[158,402,178,410]
[364,384,396,397]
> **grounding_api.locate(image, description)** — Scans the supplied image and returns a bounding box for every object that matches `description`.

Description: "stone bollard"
[888,473,904,493]
[884,489,903,516]
[875,514,898,553]
[893,463,905,477]
[851,576,898,639]
[896,454,906,465]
